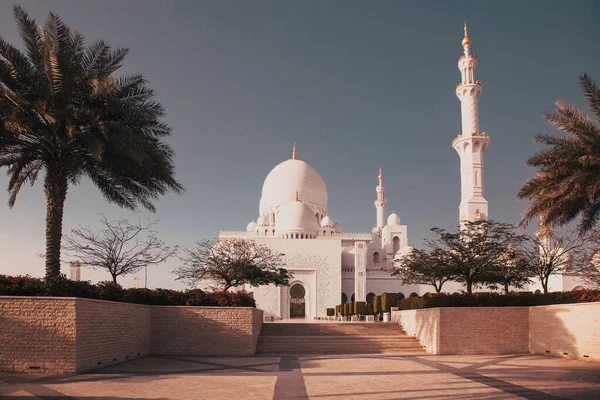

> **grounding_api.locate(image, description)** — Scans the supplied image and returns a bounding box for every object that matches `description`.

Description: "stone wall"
[0,297,77,373]
[151,307,263,356]
[0,297,263,373]
[394,304,598,361]
[529,303,600,362]
[75,298,151,372]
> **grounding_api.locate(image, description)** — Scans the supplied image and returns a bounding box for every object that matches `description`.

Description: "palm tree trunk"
[44,169,68,279]
[504,282,510,295]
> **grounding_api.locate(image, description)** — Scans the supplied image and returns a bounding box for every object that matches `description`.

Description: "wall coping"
[0,296,256,309]
[393,303,599,312]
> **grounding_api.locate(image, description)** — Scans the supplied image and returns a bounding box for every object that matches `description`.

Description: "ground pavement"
[1,353,600,399]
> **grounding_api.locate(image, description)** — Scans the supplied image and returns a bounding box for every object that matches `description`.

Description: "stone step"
[256,323,424,355]
[260,324,407,337]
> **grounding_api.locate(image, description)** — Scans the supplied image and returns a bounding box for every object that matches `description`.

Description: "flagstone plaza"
[2,353,600,400]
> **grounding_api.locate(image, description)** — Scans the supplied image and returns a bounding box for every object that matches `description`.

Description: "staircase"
[256,322,426,355]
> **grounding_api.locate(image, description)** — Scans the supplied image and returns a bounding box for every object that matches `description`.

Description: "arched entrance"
[289,283,306,318]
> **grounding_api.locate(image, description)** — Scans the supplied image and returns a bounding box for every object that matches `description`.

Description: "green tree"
[485,244,533,294]
[174,239,292,292]
[426,220,528,294]
[518,74,600,235]
[393,248,454,294]
[0,6,183,278]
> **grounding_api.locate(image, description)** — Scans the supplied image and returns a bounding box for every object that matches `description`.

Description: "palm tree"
[518,73,600,235]
[0,6,183,278]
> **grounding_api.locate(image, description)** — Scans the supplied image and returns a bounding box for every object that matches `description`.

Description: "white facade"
[220,146,425,318]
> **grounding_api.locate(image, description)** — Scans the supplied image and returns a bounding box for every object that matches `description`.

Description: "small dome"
[246,220,258,232]
[320,215,335,227]
[387,212,401,226]
[257,215,269,226]
[332,222,342,232]
[277,200,319,236]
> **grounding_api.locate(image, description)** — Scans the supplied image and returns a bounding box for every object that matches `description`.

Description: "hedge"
[0,274,256,307]
[399,290,600,310]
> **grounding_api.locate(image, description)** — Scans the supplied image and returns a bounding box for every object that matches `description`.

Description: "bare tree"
[174,238,292,291]
[64,216,178,284]
[520,224,594,294]
[574,227,600,289]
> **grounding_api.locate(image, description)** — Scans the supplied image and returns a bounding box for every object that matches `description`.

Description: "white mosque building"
[218,24,585,319]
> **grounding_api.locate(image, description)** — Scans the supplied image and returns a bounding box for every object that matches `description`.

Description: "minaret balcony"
[456,81,482,90]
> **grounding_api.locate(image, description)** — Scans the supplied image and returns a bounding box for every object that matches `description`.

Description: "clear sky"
[1,0,599,289]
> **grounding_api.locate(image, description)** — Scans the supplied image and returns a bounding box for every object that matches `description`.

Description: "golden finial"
[462,21,471,47]
[378,167,383,181]
[292,142,297,160]
[295,190,299,201]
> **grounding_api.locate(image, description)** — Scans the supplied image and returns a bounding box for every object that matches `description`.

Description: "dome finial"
[378,167,383,184]
[292,142,297,160]
[462,21,471,48]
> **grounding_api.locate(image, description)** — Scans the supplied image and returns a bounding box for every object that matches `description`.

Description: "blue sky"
[1,0,599,289]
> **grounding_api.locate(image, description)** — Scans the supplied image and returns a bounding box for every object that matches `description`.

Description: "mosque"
[218,24,582,319]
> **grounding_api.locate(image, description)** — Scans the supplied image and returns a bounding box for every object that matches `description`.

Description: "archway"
[366,292,376,304]
[289,283,306,318]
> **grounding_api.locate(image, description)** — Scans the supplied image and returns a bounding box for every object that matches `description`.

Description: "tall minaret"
[374,168,387,232]
[452,22,490,223]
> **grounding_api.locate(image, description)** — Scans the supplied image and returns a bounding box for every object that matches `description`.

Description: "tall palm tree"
[0,6,183,278]
[518,73,600,234]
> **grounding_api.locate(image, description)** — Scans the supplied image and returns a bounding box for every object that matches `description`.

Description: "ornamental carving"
[262,284,279,315]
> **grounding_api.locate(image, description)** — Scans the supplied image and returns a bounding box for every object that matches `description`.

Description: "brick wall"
[0,297,263,373]
[438,307,529,355]
[397,308,440,354]
[394,307,530,355]
[529,303,600,362]
[75,298,151,372]
[151,307,263,356]
[0,297,77,373]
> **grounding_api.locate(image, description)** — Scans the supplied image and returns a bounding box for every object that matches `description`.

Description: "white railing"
[219,230,373,240]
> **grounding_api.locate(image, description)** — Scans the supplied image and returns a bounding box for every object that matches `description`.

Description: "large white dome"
[259,158,327,216]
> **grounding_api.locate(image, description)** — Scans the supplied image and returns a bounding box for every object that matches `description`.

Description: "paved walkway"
[1,354,599,399]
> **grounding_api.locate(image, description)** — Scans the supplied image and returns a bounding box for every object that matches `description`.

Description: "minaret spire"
[292,142,297,160]
[374,168,387,233]
[452,22,490,223]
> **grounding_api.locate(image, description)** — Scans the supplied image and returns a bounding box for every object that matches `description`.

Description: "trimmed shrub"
[327,308,335,316]
[354,301,366,315]
[381,292,398,312]
[374,295,382,314]
[367,302,374,315]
